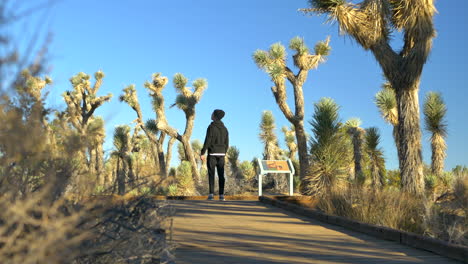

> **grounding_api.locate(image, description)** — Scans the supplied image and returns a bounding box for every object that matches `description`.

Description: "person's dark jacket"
[201,120,229,155]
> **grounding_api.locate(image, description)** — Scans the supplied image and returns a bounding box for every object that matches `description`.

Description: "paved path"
[170,200,460,264]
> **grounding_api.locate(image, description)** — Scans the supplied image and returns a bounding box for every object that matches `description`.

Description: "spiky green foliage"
[113,125,130,152]
[227,146,240,177]
[282,125,297,160]
[239,161,256,181]
[423,92,447,137]
[375,85,398,126]
[177,142,186,162]
[344,118,362,129]
[310,98,341,146]
[269,43,286,61]
[171,74,207,111]
[259,111,282,160]
[289,37,309,55]
[305,98,351,194]
[314,38,331,56]
[191,140,203,154]
[252,50,270,69]
[423,92,447,175]
[173,73,188,91]
[307,0,345,13]
[144,119,158,135]
[365,127,386,189]
[119,85,138,109]
[175,161,195,195]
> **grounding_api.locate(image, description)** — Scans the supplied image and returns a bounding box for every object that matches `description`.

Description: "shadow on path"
[170,200,460,264]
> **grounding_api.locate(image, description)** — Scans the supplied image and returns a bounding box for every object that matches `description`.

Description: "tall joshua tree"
[344,118,366,180]
[423,92,447,176]
[62,71,112,179]
[304,0,436,195]
[253,36,331,180]
[282,125,298,160]
[145,73,207,182]
[365,127,386,189]
[120,85,168,176]
[375,82,400,160]
[259,111,282,160]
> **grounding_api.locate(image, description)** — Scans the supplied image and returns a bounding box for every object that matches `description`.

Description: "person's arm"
[224,128,229,153]
[201,125,212,155]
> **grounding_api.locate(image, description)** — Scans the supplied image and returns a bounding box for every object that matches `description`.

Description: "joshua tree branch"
[271,82,295,123]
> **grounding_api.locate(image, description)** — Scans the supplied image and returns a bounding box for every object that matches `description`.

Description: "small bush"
[239,160,256,181]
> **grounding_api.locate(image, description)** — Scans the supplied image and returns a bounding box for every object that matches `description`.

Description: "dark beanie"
[213,109,225,120]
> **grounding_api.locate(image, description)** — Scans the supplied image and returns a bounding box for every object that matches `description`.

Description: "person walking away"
[201,109,229,201]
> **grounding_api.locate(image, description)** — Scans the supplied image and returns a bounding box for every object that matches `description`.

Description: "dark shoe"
[207,194,214,200]
[219,194,225,201]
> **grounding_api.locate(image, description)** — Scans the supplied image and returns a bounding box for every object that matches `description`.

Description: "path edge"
[259,196,468,263]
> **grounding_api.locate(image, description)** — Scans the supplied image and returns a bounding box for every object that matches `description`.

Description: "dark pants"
[207,155,225,195]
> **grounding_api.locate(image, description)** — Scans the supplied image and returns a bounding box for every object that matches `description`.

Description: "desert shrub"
[175,161,195,195]
[239,160,256,181]
[168,184,178,196]
[0,189,89,264]
[386,169,401,188]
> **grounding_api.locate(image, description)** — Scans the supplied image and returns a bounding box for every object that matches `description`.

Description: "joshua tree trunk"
[396,87,424,194]
[127,158,135,189]
[181,136,199,181]
[431,134,445,176]
[157,133,167,177]
[114,159,122,195]
[165,137,176,176]
[95,144,104,184]
[294,120,308,179]
[351,128,365,179]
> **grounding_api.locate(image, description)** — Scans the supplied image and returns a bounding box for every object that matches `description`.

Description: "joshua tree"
[253,36,331,180]
[375,83,400,159]
[120,85,168,177]
[282,125,298,160]
[303,0,436,194]
[259,111,283,160]
[191,139,203,166]
[365,127,386,189]
[112,125,131,195]
[423,92,447,176]
[177,142,187,163]
[305,98,351,194]
[62,71,112,181]
[145,73,207,182]
[227,146,240,178]
[344,118,366,180]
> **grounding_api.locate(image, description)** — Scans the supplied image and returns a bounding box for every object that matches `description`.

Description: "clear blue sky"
[21,0,468,170]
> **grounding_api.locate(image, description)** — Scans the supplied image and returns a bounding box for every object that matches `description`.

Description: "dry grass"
[317,178,468,246]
